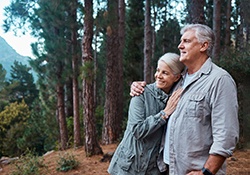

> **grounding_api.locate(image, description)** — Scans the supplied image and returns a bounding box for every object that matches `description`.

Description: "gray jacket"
[108,83,169,175]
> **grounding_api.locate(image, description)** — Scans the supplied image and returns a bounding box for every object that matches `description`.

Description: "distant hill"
[0,36,30,79]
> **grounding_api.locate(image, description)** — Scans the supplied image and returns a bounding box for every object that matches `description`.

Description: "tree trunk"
[239,0,249,49]
[224,0,232,53]
[65,78,73,118]
[212,0,221,61]
[102,0,120,144]
[151,1,157,82]
[144,0,152,83]
[71,0,81,148]
[236,1,244,51]
[117,0,125,135]
[186,0,205,24]
[246,24,249,45]
[57,83,68,150]
[82,0,103,156]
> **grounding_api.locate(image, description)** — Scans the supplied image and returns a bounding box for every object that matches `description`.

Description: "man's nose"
[178,42,183,49]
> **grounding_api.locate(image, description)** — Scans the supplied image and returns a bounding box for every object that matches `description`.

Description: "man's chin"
[179,57,186,63]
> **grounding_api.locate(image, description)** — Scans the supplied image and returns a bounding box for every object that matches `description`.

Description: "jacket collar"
[145,83,170,104]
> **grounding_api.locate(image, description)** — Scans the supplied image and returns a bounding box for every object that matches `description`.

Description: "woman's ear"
[174,74,181,82]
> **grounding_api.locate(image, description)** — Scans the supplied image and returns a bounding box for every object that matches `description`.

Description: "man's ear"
[200,42,209,52]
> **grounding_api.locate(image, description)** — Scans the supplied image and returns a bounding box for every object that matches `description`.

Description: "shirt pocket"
[186,93,205,118]
[117,146,135,171]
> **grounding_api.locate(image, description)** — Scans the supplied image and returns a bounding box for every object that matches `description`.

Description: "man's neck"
[187,55,208,74]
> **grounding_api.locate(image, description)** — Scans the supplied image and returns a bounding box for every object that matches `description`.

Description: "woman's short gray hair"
[158,53,185,75]
[180,24,215,57]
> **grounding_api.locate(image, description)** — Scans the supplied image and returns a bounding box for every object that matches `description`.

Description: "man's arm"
[203,154,226,174]
[187,75,237,175]
[186,154,226,175]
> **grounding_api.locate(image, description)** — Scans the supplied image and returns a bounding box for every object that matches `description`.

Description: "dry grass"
[1,144,250,175]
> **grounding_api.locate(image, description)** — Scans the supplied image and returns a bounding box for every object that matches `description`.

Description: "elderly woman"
[108,53,185,175]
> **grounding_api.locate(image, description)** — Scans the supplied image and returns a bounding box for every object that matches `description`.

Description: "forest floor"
[0,144,250,175]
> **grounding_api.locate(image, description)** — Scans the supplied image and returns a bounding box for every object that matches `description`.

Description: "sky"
[0,0,35,58]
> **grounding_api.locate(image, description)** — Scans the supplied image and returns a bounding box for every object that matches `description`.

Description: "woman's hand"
[163,88,183,118]
[130,81,146,96]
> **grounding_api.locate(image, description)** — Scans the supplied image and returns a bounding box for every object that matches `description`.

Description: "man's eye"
[182,39,189,43]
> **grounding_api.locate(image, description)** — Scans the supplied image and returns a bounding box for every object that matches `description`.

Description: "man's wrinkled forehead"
[180,29,197,41]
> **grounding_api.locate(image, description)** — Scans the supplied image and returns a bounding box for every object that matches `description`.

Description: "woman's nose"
[156,72,162,78]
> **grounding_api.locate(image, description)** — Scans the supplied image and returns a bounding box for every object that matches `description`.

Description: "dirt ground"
[1,144,250,175]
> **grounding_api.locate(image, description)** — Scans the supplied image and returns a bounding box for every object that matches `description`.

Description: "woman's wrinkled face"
[155,60,180,93]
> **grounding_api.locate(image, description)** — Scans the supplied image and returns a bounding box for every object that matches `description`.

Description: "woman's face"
[155,60,180,93]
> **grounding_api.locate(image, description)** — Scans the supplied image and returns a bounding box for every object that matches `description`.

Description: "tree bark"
[65,78,73,119]
[238,0,249,49]
[144,0,152,83]
[186,0,205,24]
[57,83,68,150]
[102,0,120,144]
[224,0,232,53]
[71,0,81,148]
[82,0,103,156]
[117,0,125,135]
[212,0,221,61]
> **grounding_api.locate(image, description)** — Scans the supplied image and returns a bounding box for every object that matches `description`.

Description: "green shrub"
[56,152,79,172]
[10,150,46,175]
[0,101,30,156]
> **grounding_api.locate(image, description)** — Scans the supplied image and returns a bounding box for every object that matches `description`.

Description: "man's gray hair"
[180,24,215,57]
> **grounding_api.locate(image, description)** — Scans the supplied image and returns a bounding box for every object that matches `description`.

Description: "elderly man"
[131,24,239,175]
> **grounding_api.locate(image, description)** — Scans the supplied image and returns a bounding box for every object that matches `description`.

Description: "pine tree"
[82,0,103,156]
[8,61,38,107]
[102,0,121,144]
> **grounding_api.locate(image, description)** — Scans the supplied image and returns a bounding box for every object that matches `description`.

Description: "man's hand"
[130,81,146,96]
[186,170,203,175]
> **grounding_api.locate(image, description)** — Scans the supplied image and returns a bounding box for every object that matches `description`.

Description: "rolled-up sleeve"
[209,74,239,157]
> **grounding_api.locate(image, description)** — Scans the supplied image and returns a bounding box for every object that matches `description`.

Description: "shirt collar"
[181,57,212,78]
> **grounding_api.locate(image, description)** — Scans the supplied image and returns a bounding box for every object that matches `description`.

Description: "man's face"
[178,30,202,65]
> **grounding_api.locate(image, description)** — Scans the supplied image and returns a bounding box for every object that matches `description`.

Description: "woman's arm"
[129,88,183,139]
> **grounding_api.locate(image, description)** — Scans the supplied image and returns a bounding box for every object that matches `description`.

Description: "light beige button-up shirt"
[165,58,239,175]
